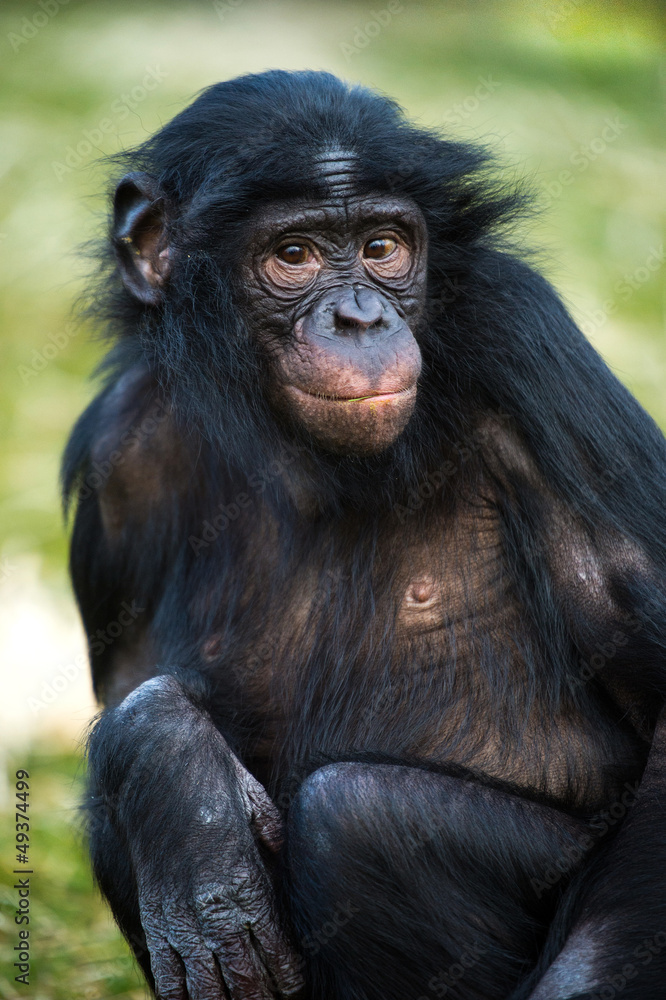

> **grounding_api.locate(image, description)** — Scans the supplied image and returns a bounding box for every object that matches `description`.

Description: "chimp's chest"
[225,497,645,810]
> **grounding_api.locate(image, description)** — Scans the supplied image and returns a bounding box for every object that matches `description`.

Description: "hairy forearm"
[87,673,239,843]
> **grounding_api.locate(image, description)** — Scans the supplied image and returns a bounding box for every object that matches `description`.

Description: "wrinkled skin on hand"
[129,734,303,1000]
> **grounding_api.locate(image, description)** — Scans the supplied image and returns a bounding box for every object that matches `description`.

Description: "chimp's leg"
[286,762,591,1000]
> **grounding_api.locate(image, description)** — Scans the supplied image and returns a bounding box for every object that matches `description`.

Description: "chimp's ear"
[113,172,171,306]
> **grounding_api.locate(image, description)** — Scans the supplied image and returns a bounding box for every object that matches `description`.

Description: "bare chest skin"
[214,490,646,811]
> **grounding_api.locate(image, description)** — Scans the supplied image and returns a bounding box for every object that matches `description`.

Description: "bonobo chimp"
[63,71,666,1000]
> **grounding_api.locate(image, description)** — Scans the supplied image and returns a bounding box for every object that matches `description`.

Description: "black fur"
[64,71,666,1000]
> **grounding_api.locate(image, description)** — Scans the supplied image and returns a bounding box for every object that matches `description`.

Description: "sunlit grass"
[0,747,147,1000]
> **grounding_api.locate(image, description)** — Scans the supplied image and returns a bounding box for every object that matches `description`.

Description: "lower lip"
[340,392,405,403]
[294,387,413,404]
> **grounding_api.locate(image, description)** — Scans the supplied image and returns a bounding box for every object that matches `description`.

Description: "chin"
[283,384,418,456]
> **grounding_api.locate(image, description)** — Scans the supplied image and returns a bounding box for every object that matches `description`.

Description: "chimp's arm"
[63,178,304,1000]
[470,266,666,999]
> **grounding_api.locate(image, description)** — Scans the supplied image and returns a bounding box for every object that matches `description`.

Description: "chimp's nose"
[333,287,384,332]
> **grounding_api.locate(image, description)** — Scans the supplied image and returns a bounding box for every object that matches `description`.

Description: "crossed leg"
[285,762,592,1000]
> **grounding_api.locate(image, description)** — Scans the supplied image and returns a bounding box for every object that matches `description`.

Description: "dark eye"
[276,244,310,265]
[363,237,397,260]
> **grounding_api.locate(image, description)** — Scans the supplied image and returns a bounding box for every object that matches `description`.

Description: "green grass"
[0,747,147,999]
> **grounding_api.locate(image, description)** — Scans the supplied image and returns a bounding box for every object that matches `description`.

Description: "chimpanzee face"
[240,179,428,456]
[112,151,428,456]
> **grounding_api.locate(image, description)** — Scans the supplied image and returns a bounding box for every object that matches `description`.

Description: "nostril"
[333,289,384,331]
[334,312,381,331]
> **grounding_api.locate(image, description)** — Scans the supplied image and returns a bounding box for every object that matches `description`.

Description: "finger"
[182,948,228,1000]
[213,930,275,1000]
[140,896,189,1000]
[146,934,188,1000]
[251,906,305,998]
[240,768,284,852]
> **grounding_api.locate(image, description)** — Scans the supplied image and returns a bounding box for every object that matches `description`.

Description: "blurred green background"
[0,0,664,996]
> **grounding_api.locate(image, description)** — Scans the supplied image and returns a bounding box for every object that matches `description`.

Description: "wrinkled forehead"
[244,153,426,244]
[240,145,428,250]
[312,147,360,198]
[247,195,423,234]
